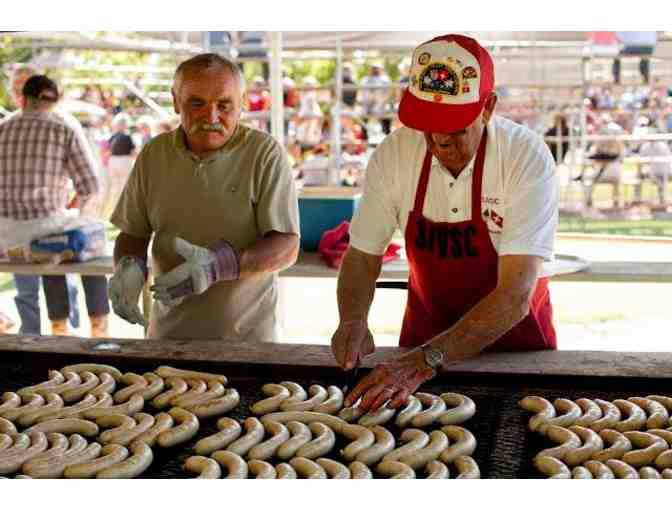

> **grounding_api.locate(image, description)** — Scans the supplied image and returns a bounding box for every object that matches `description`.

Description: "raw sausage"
[628,397,669,430]
[154,366,228,385]
[250,384,290,415]
[151,377,188,409]
[592,429,632,462]
[113,373,149,404]
[584,460,615,479]
[184,388,240,419]
[589,399,621,432]
[276,421,312,460]
[439,426,477,464]
[316,458,350,479]
[130,412,174,449]
[313,386,344,415]
[61,364,123,381]
[383,429,430,463]
[276,462,297,479]
[563,425,604,466]
[137,373,165,401]
[438,393,476,426]
[401,430,449,469]
[281,384,327,412]
[278,382,307,409]
[295,422,335,459]
[410,393,446,428]
[534,456,570,479]
[376,460,415,479]
[622,431,667,467]
[211,451,248,479]
[64,444,129,478]
[96,441,153,479]
[184,455,221,479]
[247,459,276,479]
[81,394,144,420]
[518,396,556,433]
[394,396,422,428]
[248,420,290,461]
[26,418,99,437]
[454,455,480,479]
[260,411,347,434]
[61,371,100,403]
[426,460,449,479]
[355,425,395,466]
[574,398,603,427]
[289,457,327,479]
[225,417,264,457]
[348,461,372,479]
[340,424,375,461]
[358,405,396,427]
[0,431,48,475]
[156,407,199,448]
[534,425,580,461]
[612,399,647,432]
[194,417,241,456]
[605,459,639,479]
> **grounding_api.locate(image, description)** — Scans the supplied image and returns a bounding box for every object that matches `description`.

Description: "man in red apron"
[331,34,558,411]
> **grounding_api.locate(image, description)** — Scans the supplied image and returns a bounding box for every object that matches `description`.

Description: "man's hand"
[109,256,147,326]
[344,349,436,412]
[331,319,375,370]
[150,237,239,307]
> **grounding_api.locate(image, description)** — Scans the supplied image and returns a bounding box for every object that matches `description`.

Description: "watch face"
[424,347,443,369]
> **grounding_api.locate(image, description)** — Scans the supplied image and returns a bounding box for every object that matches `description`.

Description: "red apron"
[399,130,557,351]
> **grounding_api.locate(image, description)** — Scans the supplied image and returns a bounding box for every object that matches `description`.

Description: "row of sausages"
[0,364,239,478]
[251,382,476,428]
[520,395,672,479]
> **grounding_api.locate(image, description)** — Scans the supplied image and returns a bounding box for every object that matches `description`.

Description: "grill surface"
[1,351,668,479]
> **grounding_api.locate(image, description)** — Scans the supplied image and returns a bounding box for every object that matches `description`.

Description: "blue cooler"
[298,187,362,251]
[31,222,108,262]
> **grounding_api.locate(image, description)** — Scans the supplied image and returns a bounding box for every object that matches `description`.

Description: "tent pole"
[270,31,284,147]
[330,37,344,187]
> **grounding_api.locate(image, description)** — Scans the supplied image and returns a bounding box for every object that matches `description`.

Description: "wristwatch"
[421,344,444,372]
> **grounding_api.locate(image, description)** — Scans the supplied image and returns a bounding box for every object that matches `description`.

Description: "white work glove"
[109,256,147,326]
[150,237,239,308]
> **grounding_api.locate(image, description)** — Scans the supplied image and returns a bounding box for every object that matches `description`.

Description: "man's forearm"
[337,247,382,322]
[113,232,150,267]
[429,286,531,366]
[238,232,299,279]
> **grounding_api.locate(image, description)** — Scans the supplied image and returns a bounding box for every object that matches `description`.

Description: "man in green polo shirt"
[109,53,300,341]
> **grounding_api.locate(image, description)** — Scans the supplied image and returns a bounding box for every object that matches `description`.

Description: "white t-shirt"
[350,115,558,262]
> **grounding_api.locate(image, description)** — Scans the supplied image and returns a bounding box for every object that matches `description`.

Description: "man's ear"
[171,88,180,115]
[241,91,248,112]
[482,92,498,123]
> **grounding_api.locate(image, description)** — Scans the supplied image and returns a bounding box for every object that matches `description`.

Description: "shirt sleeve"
[109,147,153,239]
[498,134,559,262]
[349,141,399,256]
[255,139,300,238]
[65,127,99,197]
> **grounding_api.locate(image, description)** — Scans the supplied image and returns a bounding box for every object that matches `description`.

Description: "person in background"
[103,113,138,219]
[108,53,299,341]
[0,75,110,337]
[545,113,570,165]
[361,62,392,135]
[637,127,672,205]
[246,76,270,131]
[341,63,358,109]
[3,65,80,335]
[134,115,157,147]
[331,34,558,411]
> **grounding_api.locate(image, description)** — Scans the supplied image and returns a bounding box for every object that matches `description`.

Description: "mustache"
[190,121,225,134]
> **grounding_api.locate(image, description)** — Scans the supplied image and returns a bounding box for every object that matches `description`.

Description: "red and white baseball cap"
[399,34,494,133]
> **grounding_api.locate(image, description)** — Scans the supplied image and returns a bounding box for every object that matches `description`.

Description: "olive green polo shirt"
[111,124,300,342]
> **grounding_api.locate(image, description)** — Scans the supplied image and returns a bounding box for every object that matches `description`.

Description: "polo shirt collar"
[172,123,244,163]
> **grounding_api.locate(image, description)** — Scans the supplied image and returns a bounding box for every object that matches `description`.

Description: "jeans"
[42,275,110,321]
[13,274,82,334]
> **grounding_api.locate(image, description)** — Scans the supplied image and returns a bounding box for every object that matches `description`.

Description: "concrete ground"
[1,236,670,352]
